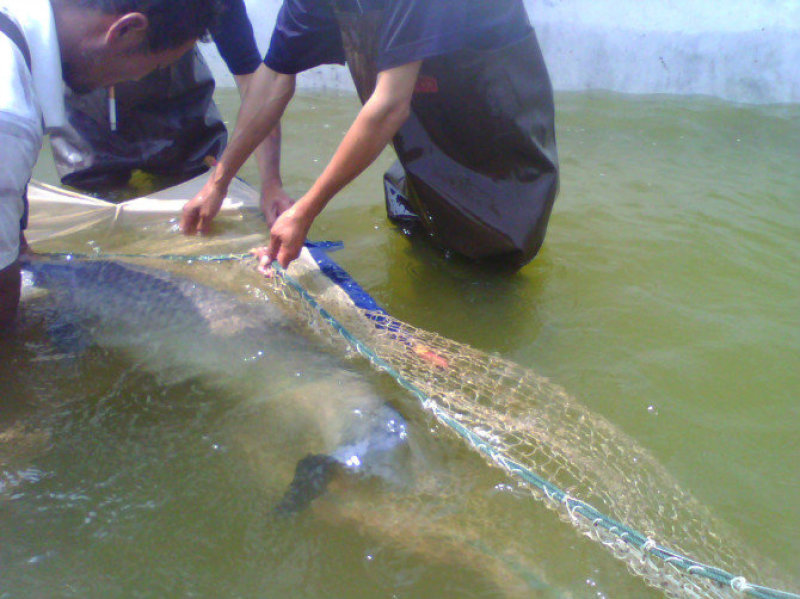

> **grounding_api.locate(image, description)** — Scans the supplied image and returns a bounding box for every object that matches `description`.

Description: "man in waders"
[0,0,220,326]
[48,0,292,218]
[181,0,559,270]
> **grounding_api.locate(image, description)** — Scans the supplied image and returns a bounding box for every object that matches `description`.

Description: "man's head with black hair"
[64,0,221,52]
[52,0,223,93]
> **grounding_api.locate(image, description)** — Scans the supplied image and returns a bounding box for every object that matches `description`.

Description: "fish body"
[19,256,408,505]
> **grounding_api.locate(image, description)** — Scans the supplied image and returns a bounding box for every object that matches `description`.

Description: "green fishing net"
[23,176,799,599]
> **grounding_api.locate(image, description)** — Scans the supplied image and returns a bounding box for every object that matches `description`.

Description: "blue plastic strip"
[304,241,387,314]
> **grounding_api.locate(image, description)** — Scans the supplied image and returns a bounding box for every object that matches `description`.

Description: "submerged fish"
[11,255,565,597]
[18,255,408,512]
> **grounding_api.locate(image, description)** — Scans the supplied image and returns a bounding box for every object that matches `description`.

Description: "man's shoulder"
[0,34,41,129]
[1,0,66,130]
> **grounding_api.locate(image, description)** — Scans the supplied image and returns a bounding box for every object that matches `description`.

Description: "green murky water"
[3,88,798,597]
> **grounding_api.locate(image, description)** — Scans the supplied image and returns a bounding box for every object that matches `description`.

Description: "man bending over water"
[0,0,222,326]
[182,0,559,270]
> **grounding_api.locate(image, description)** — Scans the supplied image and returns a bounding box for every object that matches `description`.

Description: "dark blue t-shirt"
[212,0,263,75]
[264,0,532,75]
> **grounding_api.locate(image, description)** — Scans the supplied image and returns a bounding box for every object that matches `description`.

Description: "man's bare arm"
[233,73,294,225]
[265,60,422,268]
[181,64,296,234]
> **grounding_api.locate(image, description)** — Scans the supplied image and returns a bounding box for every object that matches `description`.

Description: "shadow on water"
[375,224,553,357]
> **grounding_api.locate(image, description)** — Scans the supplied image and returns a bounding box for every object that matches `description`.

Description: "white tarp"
[26,173,259,245]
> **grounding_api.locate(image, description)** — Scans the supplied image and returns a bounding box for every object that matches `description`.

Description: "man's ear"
[104,13,149,53]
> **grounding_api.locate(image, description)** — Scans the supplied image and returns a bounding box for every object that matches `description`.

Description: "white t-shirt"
[0,0,65,269]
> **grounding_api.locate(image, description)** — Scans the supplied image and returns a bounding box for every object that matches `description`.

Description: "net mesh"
[24,177,798,599]
[251,257,798,599]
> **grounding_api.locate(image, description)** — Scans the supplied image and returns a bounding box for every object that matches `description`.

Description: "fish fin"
[274,453,341,516]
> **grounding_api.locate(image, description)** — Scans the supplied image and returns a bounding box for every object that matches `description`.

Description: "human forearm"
[214,64,295,190]
[295,106,400,220]
[255,125,296,225]
[262,107,406,268]
[256,126,283,194]
[235,72,290,223]
[181,66,295,234]
[295,62,421,221]
[234,72,284,192]
[261,62,421,269]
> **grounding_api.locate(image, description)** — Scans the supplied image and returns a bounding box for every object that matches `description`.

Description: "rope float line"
[33,251,799,599]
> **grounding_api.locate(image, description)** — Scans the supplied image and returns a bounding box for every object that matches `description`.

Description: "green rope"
[35,251,251,263]
[268,262,800,599]
[33,251,800,599]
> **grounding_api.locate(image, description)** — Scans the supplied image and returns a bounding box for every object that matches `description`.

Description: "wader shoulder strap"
[0,11,32,72]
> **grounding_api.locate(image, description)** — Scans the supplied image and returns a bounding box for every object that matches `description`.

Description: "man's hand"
[180,178,227,234]
[260,185,295,226]
[181,67,296,235]
[262,202,314,270]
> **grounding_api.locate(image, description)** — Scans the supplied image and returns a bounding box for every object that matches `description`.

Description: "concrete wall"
[200,0,800,104]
